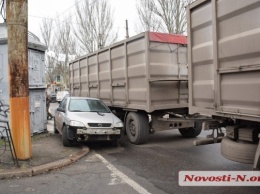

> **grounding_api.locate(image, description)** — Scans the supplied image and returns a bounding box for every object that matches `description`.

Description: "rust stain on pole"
[7,0,32,160]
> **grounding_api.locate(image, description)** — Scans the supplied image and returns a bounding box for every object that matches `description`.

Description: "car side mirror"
[57,107,65,113]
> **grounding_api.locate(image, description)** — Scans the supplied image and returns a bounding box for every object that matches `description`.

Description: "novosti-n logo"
[179,171,260,186]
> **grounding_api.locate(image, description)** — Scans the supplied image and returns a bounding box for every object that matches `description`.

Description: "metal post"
[125,20,129,39]
[7,0,32,160]
[98,34,103,49]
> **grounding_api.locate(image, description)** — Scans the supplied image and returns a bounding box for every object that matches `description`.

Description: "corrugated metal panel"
[188,0,214,113]
[0,39,47,134]
[149,39,188,110]
[0,54,3,81]
[0,45,8,136]
[0,45,9,132]
[127,37,146,110]
[188,0,260,121]
[28,50,45,87]
[79,59,88,97]
[111,44,127,106]
[98,51,110,105]
[88,55,98,99]
[70,32,188,113]
[29,89,47,134]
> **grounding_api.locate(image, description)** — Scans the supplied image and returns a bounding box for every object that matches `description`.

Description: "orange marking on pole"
[9,97,31,160]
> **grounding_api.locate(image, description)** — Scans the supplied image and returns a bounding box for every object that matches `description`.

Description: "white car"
[56,91,69,102]
[54,96,123,146]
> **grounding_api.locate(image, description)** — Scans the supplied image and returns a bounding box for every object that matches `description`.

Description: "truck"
[187,0,260,169]
[69,32,202,145]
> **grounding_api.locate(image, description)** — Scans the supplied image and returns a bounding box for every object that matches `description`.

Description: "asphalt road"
[91,131,260,194]
[1,102,258,194]
[50,102,260,193]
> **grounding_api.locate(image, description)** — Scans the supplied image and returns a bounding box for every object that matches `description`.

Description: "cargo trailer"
[69,32,202,144]
[187,0,260,169]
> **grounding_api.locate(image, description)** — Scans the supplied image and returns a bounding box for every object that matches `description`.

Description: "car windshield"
[68,99,110,113]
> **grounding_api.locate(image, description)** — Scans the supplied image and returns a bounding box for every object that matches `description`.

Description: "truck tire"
[62,125,72,147]
[179,121,202,138]
[126,112,149,145]
[221,136,258,164]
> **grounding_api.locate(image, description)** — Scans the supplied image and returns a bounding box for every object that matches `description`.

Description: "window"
[56,75,61,82]
[69,99,110,113]
[59,98,67,110]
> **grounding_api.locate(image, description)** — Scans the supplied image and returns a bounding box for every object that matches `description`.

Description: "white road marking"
[108,173,124,185]
[95,154,151,194]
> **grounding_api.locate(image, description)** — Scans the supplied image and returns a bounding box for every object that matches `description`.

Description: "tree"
[40,15,78,88]
[136,0,195,34]
[40,18,56,84]
[40,0,118,88]
[53,15,77,89]
[74,0,118,53]
[135,0,162,33]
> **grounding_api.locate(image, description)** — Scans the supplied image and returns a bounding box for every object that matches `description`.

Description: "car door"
[56,98,67,131]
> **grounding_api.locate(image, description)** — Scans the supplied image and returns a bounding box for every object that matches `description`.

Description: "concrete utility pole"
[7,0,32,160]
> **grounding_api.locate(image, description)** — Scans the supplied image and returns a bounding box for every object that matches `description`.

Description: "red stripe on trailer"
[149,32,187,45]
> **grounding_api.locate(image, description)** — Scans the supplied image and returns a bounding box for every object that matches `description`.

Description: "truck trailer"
[187,0,260,169]
[69,32,202,145]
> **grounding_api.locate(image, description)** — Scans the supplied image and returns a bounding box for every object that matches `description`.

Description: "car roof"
[57,91,69,94]
[67,96,100,101]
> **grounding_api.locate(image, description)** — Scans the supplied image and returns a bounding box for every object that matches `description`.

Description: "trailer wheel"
[179,121,202,138]
[126,112,149,145]
[221,136,258,164]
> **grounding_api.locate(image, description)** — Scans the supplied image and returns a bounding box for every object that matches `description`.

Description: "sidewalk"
[0,120,90,179]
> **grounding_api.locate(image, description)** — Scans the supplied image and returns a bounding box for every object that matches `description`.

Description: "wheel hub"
[129,121,136,136]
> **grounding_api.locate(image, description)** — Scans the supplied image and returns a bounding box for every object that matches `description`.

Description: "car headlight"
[114,121,123,128]
[70,120,85,127]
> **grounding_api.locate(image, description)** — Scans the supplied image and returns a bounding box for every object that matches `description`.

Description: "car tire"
[221,136,258,164]
[126,112,149,145]
[179,121,202,138]
[62,125,72,147]
[54,119,59,134]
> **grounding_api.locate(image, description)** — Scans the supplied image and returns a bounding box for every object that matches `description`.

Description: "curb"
[0,147,90,179]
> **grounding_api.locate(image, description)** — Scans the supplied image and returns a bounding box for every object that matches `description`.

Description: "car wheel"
[126,112,149,145]
[179,121,202,138]
[54,119,59,134]
[62,125,72,147]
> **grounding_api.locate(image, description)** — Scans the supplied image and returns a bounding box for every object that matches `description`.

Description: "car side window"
[58,100,63,108]
[61,98,67,109]
[59,98,67,109]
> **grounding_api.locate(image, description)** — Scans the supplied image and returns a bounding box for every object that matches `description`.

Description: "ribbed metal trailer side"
[187,0,260,169]
[70,32,202,144]
[70,32,188,113]
[187,0,260,122]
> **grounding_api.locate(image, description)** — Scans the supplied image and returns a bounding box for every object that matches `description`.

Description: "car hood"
[66,112,121,127]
